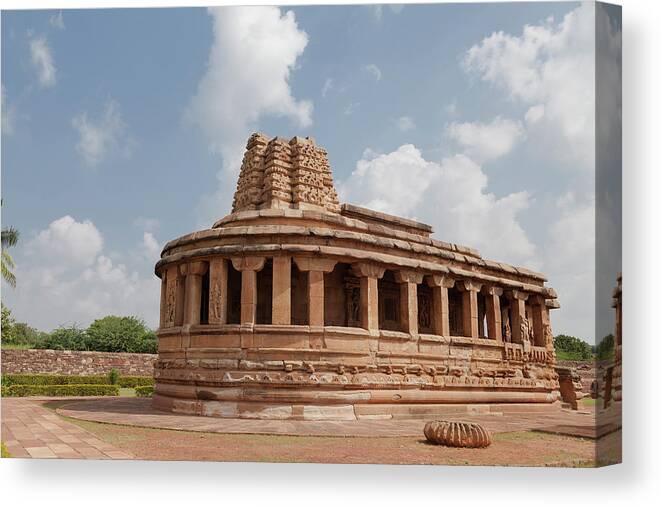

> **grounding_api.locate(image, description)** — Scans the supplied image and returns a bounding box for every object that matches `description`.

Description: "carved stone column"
[483,286,503,342]
[530,295,547,347]
[395,271,424,335]
[208,258,228,325]
[272,256,291,325]
[164,265,185,327]
[294,258,337,329]
[458,280,482,338]
[182,261,208,326]
[352,263,385,334]
[427,274,455,336]
[508,290,529,344]
[159,270,167,329]
[231,256,266,326]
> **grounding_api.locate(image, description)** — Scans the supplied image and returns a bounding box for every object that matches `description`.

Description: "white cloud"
[141,232,161,261]
[395,116,416,132]
[369,5,405,22]
[463,2,595,169]
[338,144,536,267]
[446,117,524,162]
[7,216,160,331]
[49,12,65,30]
[321,78,334,98]
[445,101,459,117]
[132,216,160,232]
[2,84,16,135]
[343,102,359,116]
[29,36,57,88]
[365,63,382,82]
[187,6,312,225]
[72,98,133,168]
[524,104,545,125]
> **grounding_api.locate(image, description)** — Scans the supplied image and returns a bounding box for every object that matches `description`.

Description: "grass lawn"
[0,343,36,350]
[581,397,598,406]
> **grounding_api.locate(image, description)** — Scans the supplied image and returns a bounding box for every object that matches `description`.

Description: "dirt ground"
[55,412,621,467]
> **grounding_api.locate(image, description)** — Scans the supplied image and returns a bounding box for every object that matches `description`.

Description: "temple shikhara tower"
[153,133,562,420]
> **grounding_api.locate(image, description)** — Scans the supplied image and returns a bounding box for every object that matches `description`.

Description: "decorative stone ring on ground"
[423,420,492,448]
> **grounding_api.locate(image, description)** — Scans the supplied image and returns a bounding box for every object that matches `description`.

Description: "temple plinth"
[153,133,562,420]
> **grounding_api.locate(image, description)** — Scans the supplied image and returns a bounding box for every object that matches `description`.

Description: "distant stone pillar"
[165,265,185,327]
[459,281,482,338]
[272,256,291,325]
[208,258,228,325]
[159,270,167,329]
[395,271,424,335]
[427,274,455,336]
[508,290,529,344]
[483,286,503,342]
[294,258,337,330]
[352,263,385,334]
[182,261,208,326]
[231,256,266,326]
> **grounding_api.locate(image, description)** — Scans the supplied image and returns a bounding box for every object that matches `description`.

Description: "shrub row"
[1,384,120,397]
[135,385,154,397]
[2,374,154,387]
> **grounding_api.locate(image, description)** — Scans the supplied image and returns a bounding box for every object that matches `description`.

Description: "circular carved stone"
[423,420,492,448]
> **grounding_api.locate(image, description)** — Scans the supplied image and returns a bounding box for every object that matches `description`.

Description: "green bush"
[134,385,154,397]
[108,368,120,385]
[2,374,108,386]
[3,384,119,397]
[553,334,594,361]
[118,376,155,388]
[39,325,88,351]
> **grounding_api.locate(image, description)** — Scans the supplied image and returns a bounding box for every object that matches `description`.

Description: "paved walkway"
[55,397,609,438]
[1,397,133,459]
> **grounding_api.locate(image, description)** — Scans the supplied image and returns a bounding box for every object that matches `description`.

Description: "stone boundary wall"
[1,349,156,376]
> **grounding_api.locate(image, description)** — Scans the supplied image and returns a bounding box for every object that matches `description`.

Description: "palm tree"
[1,200,19,287]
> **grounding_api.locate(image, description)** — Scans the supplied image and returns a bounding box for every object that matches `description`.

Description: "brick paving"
[1,397,133,459]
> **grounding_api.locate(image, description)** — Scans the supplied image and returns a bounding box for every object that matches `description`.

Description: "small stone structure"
[1,349,156,376]
[153,133,562,420]
[424,420,492,448]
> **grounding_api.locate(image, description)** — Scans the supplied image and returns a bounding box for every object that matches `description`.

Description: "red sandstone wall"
[1,349,156,376]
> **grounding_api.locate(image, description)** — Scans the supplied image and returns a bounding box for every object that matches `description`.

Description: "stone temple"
[153,133,561,420]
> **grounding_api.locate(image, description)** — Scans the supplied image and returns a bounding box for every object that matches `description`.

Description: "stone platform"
[53,397,605,439]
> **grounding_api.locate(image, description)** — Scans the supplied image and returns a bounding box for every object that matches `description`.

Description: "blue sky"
[1,3,621,343]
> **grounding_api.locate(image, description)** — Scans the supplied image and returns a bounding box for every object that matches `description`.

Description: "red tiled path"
[1,397,133,459]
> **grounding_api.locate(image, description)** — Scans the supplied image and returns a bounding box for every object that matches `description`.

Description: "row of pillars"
[159,256,550,345]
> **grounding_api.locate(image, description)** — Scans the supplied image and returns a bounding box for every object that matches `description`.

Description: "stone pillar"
[394,271,424,335]
[427,274,455,336]
[483,286,503,342]
[231,256,266,326]
[530,295,546,347]
[182,261,208,326]
[159,270,167,329]
[272,256,291,325]
[459,281,482,338]
[294,258,337,329]
[172,265,186,327]
[352,263,385,334]
[208,258,228,325]
[508,290,528,344]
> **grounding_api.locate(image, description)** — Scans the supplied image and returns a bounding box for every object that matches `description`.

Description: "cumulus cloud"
[321,78,334,98]
[463,2,595,169]
[141,232,161,261]
[395,116,416,132]
[187,6,312,225]
[29,36,57,88]
[7,216,160,331]
[49,12,65,30]
[338,144,536,267]
[2,84,16,135]
[72,98,133,168]
[446,117,524,162]
[365,63,382,82]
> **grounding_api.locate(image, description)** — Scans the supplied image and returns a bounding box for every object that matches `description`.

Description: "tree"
[40,325,88,351]
[553,334,593,361]
[595,333,615,361]
[1,303,15,342]
[1,200,20,288]
[85,315,157,353]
